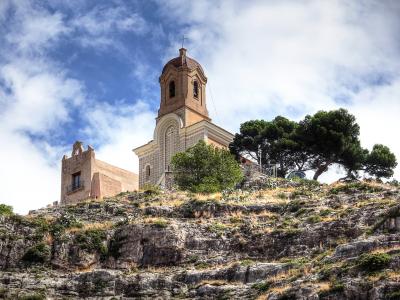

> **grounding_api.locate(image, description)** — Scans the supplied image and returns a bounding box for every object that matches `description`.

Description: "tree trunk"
[313,162,331,180]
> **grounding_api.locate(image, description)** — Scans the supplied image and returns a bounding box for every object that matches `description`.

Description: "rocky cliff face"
[1,179,400,299]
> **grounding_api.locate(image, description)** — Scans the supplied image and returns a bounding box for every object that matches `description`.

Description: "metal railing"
[66,180,85,193]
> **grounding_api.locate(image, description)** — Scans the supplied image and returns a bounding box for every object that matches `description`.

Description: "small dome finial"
[179,48,187,57]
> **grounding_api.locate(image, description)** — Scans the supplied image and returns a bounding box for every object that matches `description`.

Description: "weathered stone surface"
[1,180,400,299]
[112,223,186,267]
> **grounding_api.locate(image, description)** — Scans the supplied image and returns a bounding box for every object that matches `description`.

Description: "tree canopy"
[230,108,397,181]
[172,140,243,193]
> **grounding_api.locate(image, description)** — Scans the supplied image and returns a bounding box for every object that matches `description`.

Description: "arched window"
[164,125,177,170]
[145,165,151,181]
[169,81,175,98]
[193,80,199,98]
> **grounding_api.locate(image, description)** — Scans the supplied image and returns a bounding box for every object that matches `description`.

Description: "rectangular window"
[72,172,81,189]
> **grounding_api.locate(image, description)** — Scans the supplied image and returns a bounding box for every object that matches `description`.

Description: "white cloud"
[82,100,155,173]
[1,61,84,133]
[4,1,69,54]
[161,0,400,179]
[0,129,61,214]
[0,0,155,214]
[70,6,148,49]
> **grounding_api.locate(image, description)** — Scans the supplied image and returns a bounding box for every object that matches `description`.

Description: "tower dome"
[161,48,205,76]
[158,48,209,124]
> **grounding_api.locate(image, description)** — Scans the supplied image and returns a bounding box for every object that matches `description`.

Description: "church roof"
[161,48,204,75]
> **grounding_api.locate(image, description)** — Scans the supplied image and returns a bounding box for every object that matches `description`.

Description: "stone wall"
[94,159,138,194]
[60,149,94,205]
[61,145,138,205]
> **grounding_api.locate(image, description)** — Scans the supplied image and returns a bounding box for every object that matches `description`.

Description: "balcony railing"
[66,180,85,194]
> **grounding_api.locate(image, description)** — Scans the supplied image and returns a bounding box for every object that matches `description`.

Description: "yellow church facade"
[133,48,234,188]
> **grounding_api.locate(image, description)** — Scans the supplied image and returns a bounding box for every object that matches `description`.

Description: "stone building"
[61,141,138,205]
[134,48,234,188]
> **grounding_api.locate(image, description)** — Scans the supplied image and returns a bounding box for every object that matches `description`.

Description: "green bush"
[289,189,312,199]
[292,178,320,188]
[142,183,161,196]
[307,215,322,224]
[172,140,243,193]
[51,214,82,237]
[22,243,50,264]
[207,222,228,234]
[329,182,383,194]
[357,253,391,272]
[386,291,400,300]
[252,281,270,292]
[286,199,305,212]
[18,293,46,300]
[0,204,13,216]
[75,229,107,254]
[318,282,344,297]
[179,198,222,218]
[108,233,127,259]
[151,218,169,228]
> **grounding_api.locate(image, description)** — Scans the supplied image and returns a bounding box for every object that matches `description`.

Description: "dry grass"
[268,284,291,294]
[194,192,222,201]
[316,281,331,293]
[320,216,338,222]
[66,221,113,233]
[371,244,400,254]
[386,270,400,280]
[146,196,186,208]
[198,279,230,286]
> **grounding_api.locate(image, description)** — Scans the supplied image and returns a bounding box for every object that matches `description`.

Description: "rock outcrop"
[0,179,400,299]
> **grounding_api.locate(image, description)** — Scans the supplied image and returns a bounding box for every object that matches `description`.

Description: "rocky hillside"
[1,179,400,299]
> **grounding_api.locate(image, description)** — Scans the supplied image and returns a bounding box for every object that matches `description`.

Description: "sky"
[0,0,399,214]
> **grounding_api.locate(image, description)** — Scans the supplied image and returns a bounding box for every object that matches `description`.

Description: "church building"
[134,48,234,188]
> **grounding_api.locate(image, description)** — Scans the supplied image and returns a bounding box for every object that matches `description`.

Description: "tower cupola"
[158,48,209,126]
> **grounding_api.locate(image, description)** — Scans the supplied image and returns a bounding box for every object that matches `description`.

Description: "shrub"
[277,192,287,199]
[150,218,169,228]
[386,291,400,300]
[319,209,332,217]
[51,214,82,237]
[172,140,243,193]
[293,178,320,188]
[18,294,46,300]
[240,259,255,266]
[357,253,391,272]
[108,233,127,259]
[75,229,107,255]
[286,200,305,213]
[329,182,383,194]
[252,281,270,292]
[22,243,50,264]
[208,222,228,234]
[179,198,221,218]
[142,184,161,196]
[318,282,344,297]
[307,215,322,224]
[194,261,211,269]
[289,189,312,199]
[0,204,13,216]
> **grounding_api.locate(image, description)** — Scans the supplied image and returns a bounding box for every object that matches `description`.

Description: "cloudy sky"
[0,0,399,214]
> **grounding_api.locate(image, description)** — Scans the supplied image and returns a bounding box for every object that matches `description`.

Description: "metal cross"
[181,35,188,48]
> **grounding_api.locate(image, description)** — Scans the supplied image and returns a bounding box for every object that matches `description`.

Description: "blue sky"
[1,0,400,213]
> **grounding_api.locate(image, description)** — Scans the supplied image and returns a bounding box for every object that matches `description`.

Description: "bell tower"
[158,48,210,127]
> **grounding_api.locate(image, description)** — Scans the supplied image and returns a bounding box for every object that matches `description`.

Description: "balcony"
[66,180,85,194]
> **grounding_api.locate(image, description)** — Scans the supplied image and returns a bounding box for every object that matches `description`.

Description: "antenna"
[207,81,219,123]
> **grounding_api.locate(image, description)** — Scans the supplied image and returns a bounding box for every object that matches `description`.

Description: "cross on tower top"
[181,35,188,48]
